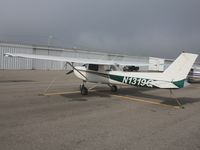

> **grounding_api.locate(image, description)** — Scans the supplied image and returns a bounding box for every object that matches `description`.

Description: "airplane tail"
[162,52,198,87]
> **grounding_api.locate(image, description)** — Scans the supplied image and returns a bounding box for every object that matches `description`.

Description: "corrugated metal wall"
[0,42,149,70]
[0,43,33,69]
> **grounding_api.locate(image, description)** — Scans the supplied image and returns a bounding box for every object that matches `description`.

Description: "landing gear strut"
[80,84,88,95]
[170,89,184,109]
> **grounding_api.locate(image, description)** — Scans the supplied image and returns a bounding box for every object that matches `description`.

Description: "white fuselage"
[73,66,175,88]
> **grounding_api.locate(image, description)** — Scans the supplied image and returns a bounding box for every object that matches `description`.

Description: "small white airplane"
[4,52,198,96]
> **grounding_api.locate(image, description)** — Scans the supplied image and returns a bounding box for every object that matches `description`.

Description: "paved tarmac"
[0,70,200,150]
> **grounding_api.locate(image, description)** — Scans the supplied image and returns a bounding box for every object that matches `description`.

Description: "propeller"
[66,64,87,75]
[65,63,86,75]
[64,62,87,80]
[64,62,73,75]
[66,70,73,75]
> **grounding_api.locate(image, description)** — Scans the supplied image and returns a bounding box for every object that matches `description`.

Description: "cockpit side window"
[88,64,99,71]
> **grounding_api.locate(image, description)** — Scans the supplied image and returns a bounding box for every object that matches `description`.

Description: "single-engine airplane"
[4,52,198,95]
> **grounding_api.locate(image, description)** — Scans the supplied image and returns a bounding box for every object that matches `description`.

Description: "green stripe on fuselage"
[109,74,124,82]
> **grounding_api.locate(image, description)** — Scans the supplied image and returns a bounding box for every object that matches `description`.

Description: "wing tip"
[3,53,13,57]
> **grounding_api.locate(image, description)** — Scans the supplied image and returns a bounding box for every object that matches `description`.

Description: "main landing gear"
[79,83,118,95]
[109,85,118,92]
[80,84,88,95]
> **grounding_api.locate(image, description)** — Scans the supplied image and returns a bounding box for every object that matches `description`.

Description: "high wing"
[4,53,151,66]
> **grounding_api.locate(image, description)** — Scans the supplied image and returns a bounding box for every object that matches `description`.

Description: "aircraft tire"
[81,86,88,95]
[111,85,118,92]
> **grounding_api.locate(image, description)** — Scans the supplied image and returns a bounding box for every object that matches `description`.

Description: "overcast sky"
[0,0,200,59]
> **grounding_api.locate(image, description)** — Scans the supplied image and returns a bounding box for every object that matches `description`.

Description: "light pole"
[48,35,53,47]
[47,35,54,70]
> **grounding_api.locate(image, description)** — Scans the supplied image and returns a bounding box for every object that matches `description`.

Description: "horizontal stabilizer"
[151,80,190,88]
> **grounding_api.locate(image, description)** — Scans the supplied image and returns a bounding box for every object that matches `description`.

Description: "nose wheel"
[80,84,88,95]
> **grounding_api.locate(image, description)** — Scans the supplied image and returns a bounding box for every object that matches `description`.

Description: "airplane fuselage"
[73,66,182,89]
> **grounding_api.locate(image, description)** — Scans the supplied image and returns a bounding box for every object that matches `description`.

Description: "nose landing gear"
[80,84,88,95]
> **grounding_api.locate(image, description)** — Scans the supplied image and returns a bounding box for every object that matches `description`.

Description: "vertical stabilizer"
[163,52,198,82]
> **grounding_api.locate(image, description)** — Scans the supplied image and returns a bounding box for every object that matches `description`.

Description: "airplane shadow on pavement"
[60,86,200,107]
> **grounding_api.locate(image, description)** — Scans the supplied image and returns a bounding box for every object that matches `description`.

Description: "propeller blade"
[66,70,73,75]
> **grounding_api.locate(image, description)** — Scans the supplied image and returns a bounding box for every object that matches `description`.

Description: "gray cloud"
[0,0,200,59]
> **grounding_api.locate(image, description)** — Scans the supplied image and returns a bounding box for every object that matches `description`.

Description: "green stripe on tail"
[173,80,185,88]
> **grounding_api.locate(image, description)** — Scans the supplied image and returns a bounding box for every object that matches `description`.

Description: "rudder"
[163,52,198,82]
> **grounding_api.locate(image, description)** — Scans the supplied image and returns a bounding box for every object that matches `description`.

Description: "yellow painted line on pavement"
[110,94,180,109]
[40,90,96,96]
[40,90,180,109]
[41,91,79,96]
